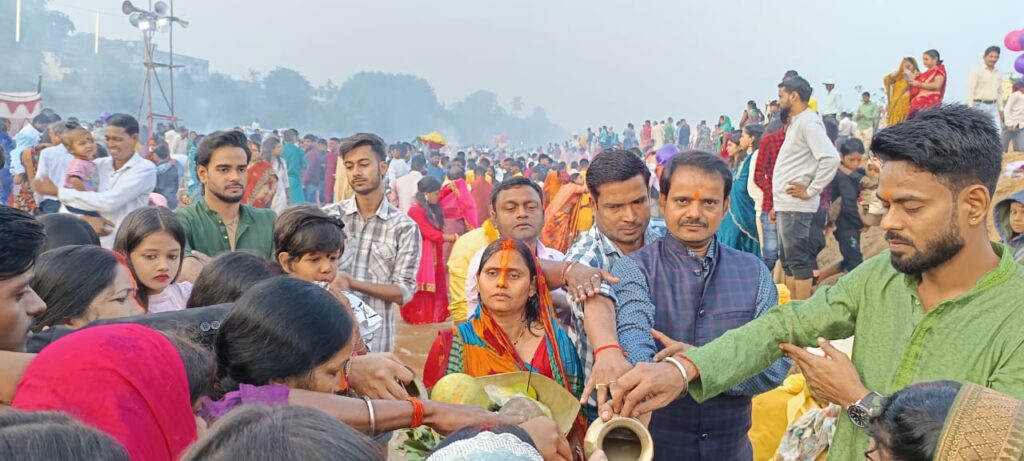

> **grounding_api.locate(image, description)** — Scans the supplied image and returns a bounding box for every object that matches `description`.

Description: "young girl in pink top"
[114,206,192,313]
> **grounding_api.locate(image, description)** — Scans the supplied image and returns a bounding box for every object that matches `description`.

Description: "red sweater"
[753,130,786,213]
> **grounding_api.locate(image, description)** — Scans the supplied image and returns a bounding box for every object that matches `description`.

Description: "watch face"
[848,404,870,428]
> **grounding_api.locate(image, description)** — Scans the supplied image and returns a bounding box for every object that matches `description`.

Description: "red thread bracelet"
[560,261,577,282]
[594,344,624,357]
[407,397,425,428]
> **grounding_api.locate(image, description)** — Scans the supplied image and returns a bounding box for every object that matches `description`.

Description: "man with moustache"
[176,130,276,260]
[323,133,420,353]
[580,152,786,460]
[604,105,1024,460]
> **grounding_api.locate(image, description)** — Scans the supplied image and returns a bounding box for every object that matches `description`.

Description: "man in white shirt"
[462,176,567,319]
[9,112,60,180]
[385,143,410,194]
[33,121,78,214]
[1002,79,1024,152]
[393,155,426,212]
[967,46,1004,129]
[821,79,844,121]
[35,114,156,248]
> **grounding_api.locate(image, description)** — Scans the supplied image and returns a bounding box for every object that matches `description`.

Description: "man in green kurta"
[602,105,1024,460]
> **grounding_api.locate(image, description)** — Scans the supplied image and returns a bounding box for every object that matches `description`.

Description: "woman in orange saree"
[909,50,947,114]
[541,173,587,253]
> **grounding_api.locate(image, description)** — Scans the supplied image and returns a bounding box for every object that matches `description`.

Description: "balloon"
[1015,54,1024,75]
[1005,30,1024,52]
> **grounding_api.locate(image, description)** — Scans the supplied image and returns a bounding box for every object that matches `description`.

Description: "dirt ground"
[394,152,1024,378]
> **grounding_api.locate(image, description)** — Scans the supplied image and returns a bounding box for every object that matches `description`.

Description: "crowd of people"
[0,45,1023,461]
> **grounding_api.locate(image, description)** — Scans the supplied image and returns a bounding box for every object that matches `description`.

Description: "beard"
[211,188,243,204]
[887,223,965,275]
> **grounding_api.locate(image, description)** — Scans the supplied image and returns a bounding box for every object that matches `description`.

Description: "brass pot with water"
[583,416,653,461]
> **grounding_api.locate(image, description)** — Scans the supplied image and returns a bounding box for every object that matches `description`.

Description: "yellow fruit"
[513,383,538,400]
[430,373,491,409]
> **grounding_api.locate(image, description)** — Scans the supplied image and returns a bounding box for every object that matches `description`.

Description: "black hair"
[579,159,590,168]
[260,136,280,163]
[113,207,187,307]
[105,113,139,136]
[778,76,812,103]
[410,154,427,171]
[31,111,61,129]
[30,246,122,332]
[214,277,353,396]
[867,381,960,461]
[743,124,764,150]
[586,149,650,200]
[0,410,129,461]
[196,130,251,170]
[726,130,742,146]
[186,251,277,309]
[490,175,543,210]
[473,165,487,176]
[924,49,943,65]
[181,405,384,461]
[871,104,1001,194]
[448,166,466,181]
[159,329,215,405]
[302,134,317,142]
[824,118,839,143]
[783,70,799,79]
[476,238,542,325]
[0,207,45,281]
[416,176,445,229]
[154,143,170,161]
[660,151,733,198]
[38,214,100,252]
[840,138,866,156]
[984,45,1001,56]
[273,206,346,267]
[340,133,387,162]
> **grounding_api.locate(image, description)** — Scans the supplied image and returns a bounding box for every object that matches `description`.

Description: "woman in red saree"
[242,138,278,208]
[540,173,587,253]
[439,167,479,263]
[909,49,947,113]
[401,176,457,324]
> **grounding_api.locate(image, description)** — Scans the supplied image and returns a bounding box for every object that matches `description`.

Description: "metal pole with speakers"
[121,0,188,155]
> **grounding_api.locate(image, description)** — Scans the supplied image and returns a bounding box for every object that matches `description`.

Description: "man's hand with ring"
[565,263,619,302]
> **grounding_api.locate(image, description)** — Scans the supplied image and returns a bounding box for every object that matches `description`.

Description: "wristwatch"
[847,391,884,428]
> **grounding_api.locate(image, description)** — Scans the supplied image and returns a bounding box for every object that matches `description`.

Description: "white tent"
[0,91,42,133]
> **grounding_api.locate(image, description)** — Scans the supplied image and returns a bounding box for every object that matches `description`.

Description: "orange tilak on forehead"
[497,240,515,288]
[693,189,702,200]
[881,189,892,201]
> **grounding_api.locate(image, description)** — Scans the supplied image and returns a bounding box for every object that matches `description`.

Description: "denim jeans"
[304,184,323,205]
[974,101,1001,131]
[760,212,779,271]
[37,199,62,215]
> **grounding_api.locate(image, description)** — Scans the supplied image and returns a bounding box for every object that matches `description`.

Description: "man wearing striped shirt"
[323,133,420,353]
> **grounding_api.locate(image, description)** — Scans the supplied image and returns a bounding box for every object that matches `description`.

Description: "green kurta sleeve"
[685,269,865,402]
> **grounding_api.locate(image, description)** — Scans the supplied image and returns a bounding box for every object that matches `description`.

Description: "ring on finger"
[576,285,584,291]
[595,383,607,390]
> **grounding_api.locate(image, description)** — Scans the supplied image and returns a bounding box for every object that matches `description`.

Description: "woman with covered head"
[401,176,457,324]
[13,323,214,460]
[423,238,583,398]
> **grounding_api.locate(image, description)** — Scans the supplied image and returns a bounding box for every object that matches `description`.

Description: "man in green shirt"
[176,131,276,264]
[854,91,880,150]
[602,105,1024,460]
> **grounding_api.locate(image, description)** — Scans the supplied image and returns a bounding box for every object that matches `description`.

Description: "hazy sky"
[56,0,1021,132]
